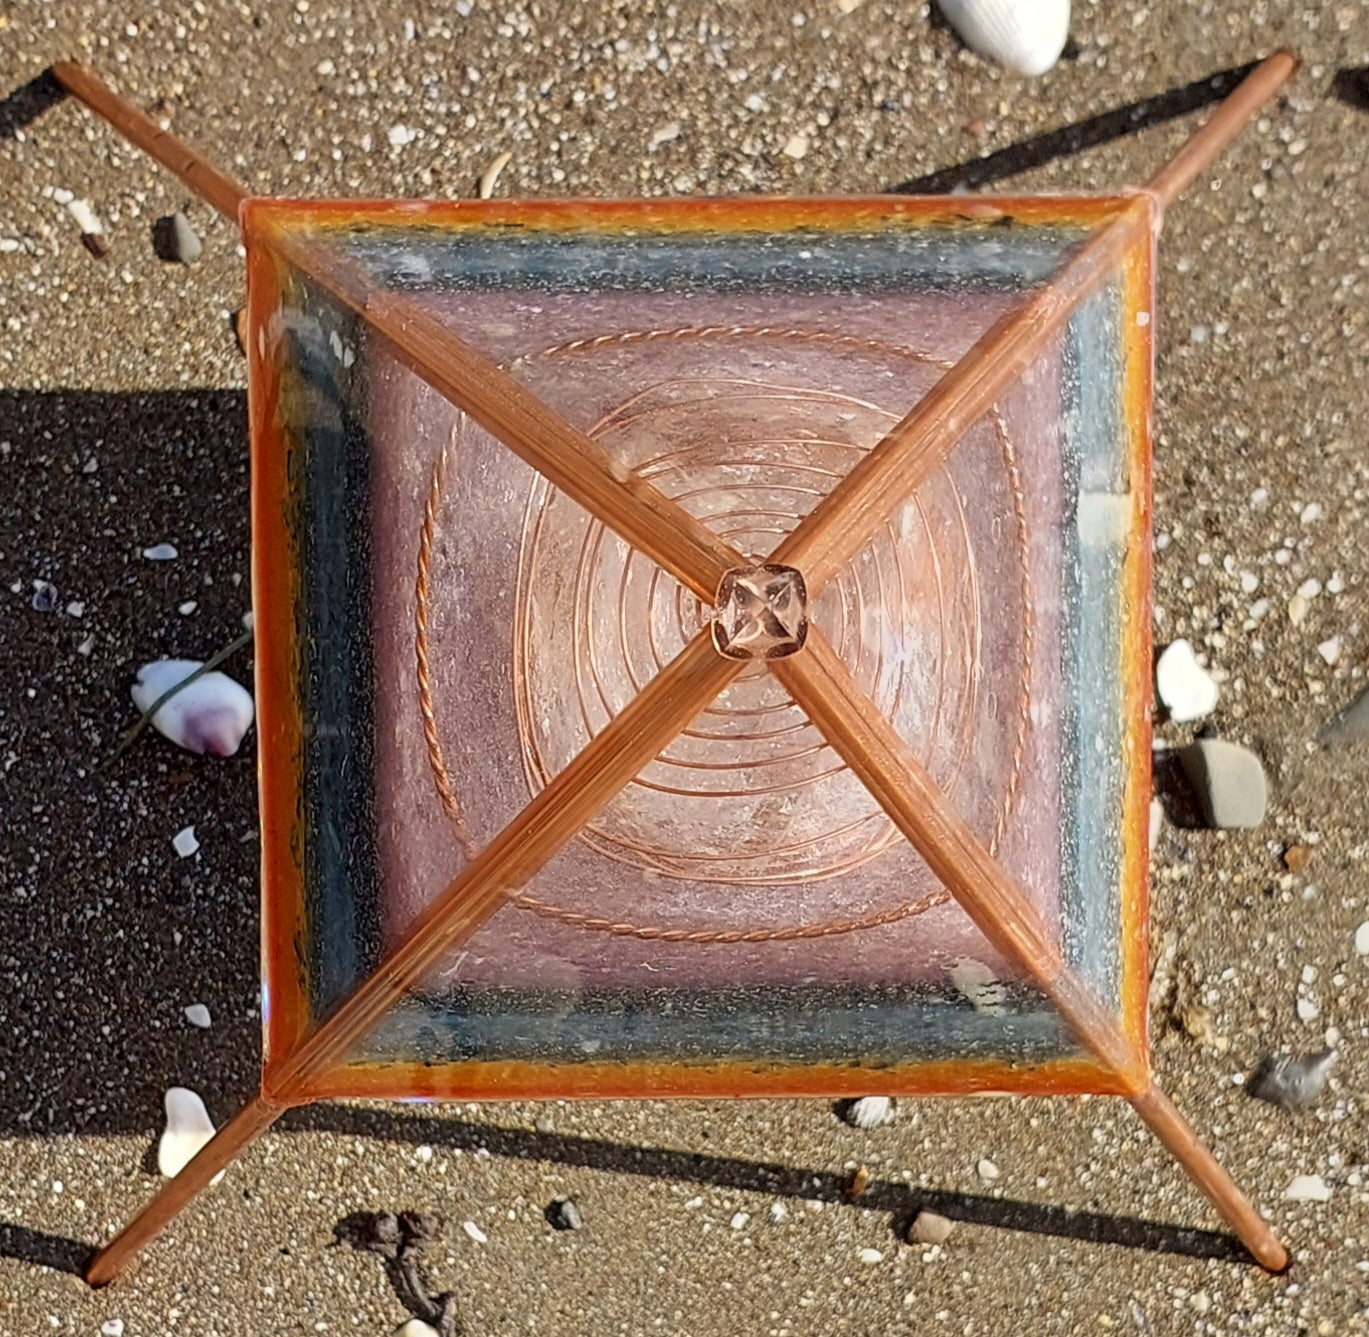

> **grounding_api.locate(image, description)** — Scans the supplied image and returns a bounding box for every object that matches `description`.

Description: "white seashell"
[1283,1173,1330,1203]
[842,1095,894,1129]
[937,0,1070,77]
[132,659,254,757]
[462,1219,488,1244]
[393,1323,441,1337]
[1155,639,1219,723]
[478,150,513,199]
[65,197,103,235]
[158,1087,223,1182]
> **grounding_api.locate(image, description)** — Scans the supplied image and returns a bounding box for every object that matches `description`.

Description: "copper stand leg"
[1129,1082,1289,1272]
[86,1093,284,1287]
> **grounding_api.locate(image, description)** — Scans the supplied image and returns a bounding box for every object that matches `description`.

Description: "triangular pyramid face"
[244,197,1151,1099]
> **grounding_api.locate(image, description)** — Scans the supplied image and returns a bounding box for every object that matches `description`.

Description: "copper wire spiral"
[414,326,1037,943]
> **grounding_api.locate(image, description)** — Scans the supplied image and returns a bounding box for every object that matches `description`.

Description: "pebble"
[172,825,200,858]
[183,1003,212,1029]
[30,579,58,613]
[100,1322,124,1337]
[1354,922,1369,956]
[143,542,179,561]
[1283,844,1313,874]
[548,1197,583,1230]
[153,211,202,265]
[846,1165,871,1197]
[158,1087,221,1179]
[1248,1051,1336,1112]
[461,1220,487,1244]
[730,1211,750,1230]
[841,1095,894,1129]
[857,1247,884,1265]
[1296,996,1320,1023]
[781,133,810,160]
[907,1210,954,1246]
[1317,637,1342,666]
[1178,738,1267,829]
[1322,685,1369,748]
[1148,798,1164,854]
[393,1323,440,1337]
[976,1158,1000,1183]
[1284,1173,1331,1203]
[387,123,418,147]
[1155,639,1219,722]
[648,121,682,149]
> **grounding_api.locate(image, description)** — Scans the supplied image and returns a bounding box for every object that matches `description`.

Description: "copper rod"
[1130,1083,1289,1272]
[775,631,1290,1269]
[85,1094,283,1286]
[1145,49,1298,210]
[257,222,742,601]
[49,61,249,222]
[774,631,1143,1085]
[775,48,1296,594]
[264,631,742,1100]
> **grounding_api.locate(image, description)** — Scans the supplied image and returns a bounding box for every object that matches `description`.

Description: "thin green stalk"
[100,627,254,773]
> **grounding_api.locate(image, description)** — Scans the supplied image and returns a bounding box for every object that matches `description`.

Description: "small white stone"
[65,198,103,234]
[142,542,178,561]
[1288,595,1310,627]
[1296,996,1320,1023]
[462,1220,487,1244]
[649,121,682,148]
[1284,1173,1331,1202]
[1317,637,1341,666]
[178,601,198,616]
[393,1322,441,1337]
[1239,570,1259,594]
[1148,798,1164,854]
[415,1144,433,1163]
[100,1322,125,1337]
[858,1247,884,1264]
[976,1158,1000,1182]
[183,1004,212,1028]
[730,1211,750,1230]
[1298,577,1323,600]
[387,123,418,147]
[1354,922,1369,956]
[158,1088,222,1181]
[172,826,200,858]
[769,1200,787,1221]
[1300,502,1323,524]
[782,133,810,160]
[1156,639,1219,722]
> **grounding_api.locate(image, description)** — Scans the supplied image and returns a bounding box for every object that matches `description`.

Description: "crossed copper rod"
[50,53,1296,1284]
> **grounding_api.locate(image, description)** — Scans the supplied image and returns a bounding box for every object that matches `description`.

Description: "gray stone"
[1321,684,1369,748]
[152,210,202,264]
[1248,1051,1336,1112]
[1178,739,1268,829]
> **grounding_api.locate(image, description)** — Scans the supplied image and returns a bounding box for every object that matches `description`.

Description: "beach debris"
[335,1213,457,1337]
[233,306,249,354]
[781,133,810,160]
[152,211,202,264]
[648,121,682,149]
[1355,922,1369,956]
[907,1210,955,1246]
[937,0,1070,76]
[1176,1001,1229,1053]
[846,1165,872,1198]
[65,197,108,257]
[1178,738,1267,829]
[1248,1051,1336,1112]
[547,1197,583,1231]
[730,1211,750,1230]
[1149,797,1164,853]
[1283,1173,1331,1203]
[183,1003,212,1029]
[172,825,200,858]
[976,1157,1000,1183]
[142,542,178,560]
[30,579,58,613]
[158,1087,221,1180]
[857,1247,884,1264]
[477,150,512,199]
[461,1220,487,1244]
[949,957,1008,1014]
[99,1322,124,1337]
[840,1095,894,1130]
[1155,639,1219,722]
[131,658,255,757]
[387,123,419,147]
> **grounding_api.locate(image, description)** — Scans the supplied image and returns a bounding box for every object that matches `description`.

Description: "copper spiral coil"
[413,325,1036,943]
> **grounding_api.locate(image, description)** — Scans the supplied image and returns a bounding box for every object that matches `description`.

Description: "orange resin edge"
[294,1053,1139,1103]
[242,193,1139,242]
[1115,207,1157,1075]
[245,206,314,1074]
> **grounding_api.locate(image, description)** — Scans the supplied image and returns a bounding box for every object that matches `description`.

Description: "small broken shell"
[158,1087,223,1182]
[131,659,254,757]
[840,1095,894,1130]
[937,0,1070,77]
[1155,638,1219,723]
